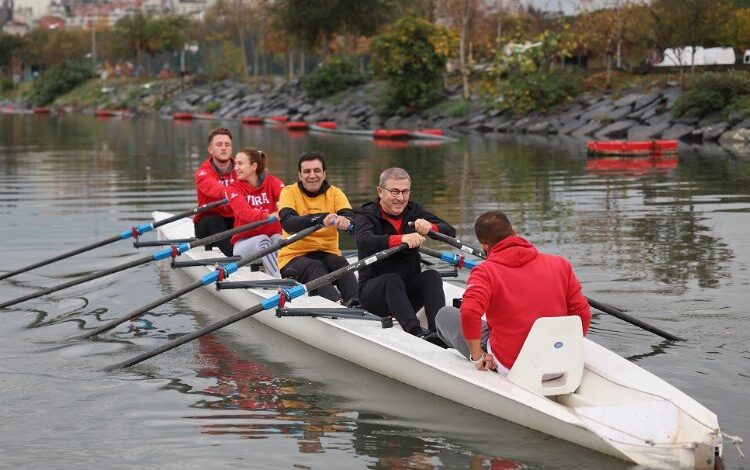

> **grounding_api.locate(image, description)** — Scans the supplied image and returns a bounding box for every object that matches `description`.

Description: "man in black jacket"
[354,167,456,337]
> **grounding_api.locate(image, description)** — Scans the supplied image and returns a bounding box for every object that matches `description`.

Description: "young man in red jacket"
[193,127,236,256]
[435,210,591,374]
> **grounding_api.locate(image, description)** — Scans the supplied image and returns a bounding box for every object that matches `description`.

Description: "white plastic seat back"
[507,316,584,396]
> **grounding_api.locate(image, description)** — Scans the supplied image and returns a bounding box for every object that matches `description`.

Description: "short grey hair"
[378,167,411,186]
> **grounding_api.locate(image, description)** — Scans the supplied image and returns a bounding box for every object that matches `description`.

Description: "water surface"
[1,114,748,469]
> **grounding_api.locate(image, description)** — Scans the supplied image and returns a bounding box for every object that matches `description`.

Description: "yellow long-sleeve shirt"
[277,183,352,269]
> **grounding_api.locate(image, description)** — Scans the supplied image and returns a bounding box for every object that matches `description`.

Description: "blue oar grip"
[200,271,220,285]
[152,243,191,261]
[119,222,155,239]
[441,252,480,269]
[261,294,282,310]
[285,284,307,300]
[136,222,154,235]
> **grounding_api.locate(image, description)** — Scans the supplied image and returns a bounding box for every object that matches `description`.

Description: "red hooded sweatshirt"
[460,236,591,370]
[194,156,236,223]
[226,173,284,244]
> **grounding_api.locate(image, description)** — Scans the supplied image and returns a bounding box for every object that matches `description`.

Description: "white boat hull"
[151,211,722,469]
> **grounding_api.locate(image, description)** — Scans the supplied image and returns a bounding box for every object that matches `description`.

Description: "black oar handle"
[0,218,275,310]
[587,298,684,341]
[108,244,407,370]
[422,228,683,342]
[106,303,267,371]
[406,222,486,259]
[0,233,124,282]
[79,280,204,339]
[81,224,324,338]
[151,199,228,229]
[0,200,228,283]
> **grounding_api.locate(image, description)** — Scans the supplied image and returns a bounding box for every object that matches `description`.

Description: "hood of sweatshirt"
[486,235,538,267]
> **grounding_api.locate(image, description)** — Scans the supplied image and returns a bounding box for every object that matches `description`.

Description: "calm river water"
[1,113,748,469]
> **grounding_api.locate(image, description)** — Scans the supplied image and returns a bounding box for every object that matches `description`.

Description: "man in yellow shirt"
[277,152,357,303]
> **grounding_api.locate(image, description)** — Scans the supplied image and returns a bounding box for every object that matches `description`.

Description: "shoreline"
[3,77,749,157]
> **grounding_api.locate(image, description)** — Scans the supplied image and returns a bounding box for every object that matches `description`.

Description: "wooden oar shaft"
[82,224,323,338]
[0,217,274,310]
[107,244,407,371]
[0,200,227,282]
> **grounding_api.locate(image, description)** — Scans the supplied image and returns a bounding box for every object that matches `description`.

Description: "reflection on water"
[1,113,749,469]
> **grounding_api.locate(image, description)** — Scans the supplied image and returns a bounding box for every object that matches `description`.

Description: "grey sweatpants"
[435,306,490,360]
[233,233,283,278]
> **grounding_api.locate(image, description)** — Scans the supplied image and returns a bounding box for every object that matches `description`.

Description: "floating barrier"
[172,112,194,120]
[315,121,337,130]
[587,140,679,156]
[94,109,115,117]
[241,116,264,125]
[373,129,411,140]
[415,128,443,136]
[268,116,289,123]
[286,121,309,131]
[32,107,51,114]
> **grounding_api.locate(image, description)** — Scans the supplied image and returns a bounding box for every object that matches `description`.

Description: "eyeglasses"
[379,186,410,197]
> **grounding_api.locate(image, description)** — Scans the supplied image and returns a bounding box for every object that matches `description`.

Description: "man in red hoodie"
[435,210,591,374]
[193,127,236,256]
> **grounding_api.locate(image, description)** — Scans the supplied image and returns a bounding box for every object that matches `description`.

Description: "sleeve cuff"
[388,235,403,247]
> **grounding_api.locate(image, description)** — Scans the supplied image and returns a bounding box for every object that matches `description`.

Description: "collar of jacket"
[297,180,330,198]
[210,157,234,177]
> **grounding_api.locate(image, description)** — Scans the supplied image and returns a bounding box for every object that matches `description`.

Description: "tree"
[272,0,397,58]
[575,1,653,86]
[435,0,481,99]
[21,29,88,72]
[0,33,26,77]
[113,12,150,74]
[652,0,732,84]
[203,0,269,81]
[371,15,457,115]
[143,15,190,73]
[722,8,750,52]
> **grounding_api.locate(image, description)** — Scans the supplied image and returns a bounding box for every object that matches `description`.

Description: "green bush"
[29,60,93,106]
[435,98,470,117]
[495,69,581,115]
[303,57,366,100]
[0,77,14,94]
[205,100,221,113]
[371,16,456,116]
[673,72,750,119]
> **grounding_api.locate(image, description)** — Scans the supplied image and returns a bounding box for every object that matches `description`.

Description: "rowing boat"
[152,211,723,469]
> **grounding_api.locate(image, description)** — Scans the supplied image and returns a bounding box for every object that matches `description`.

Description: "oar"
[106,244,407,370]
[420,228,685,342]
[80,224,324,339]
[0,216,273,310]
[418,246,482,269]
[0,199,228,282]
